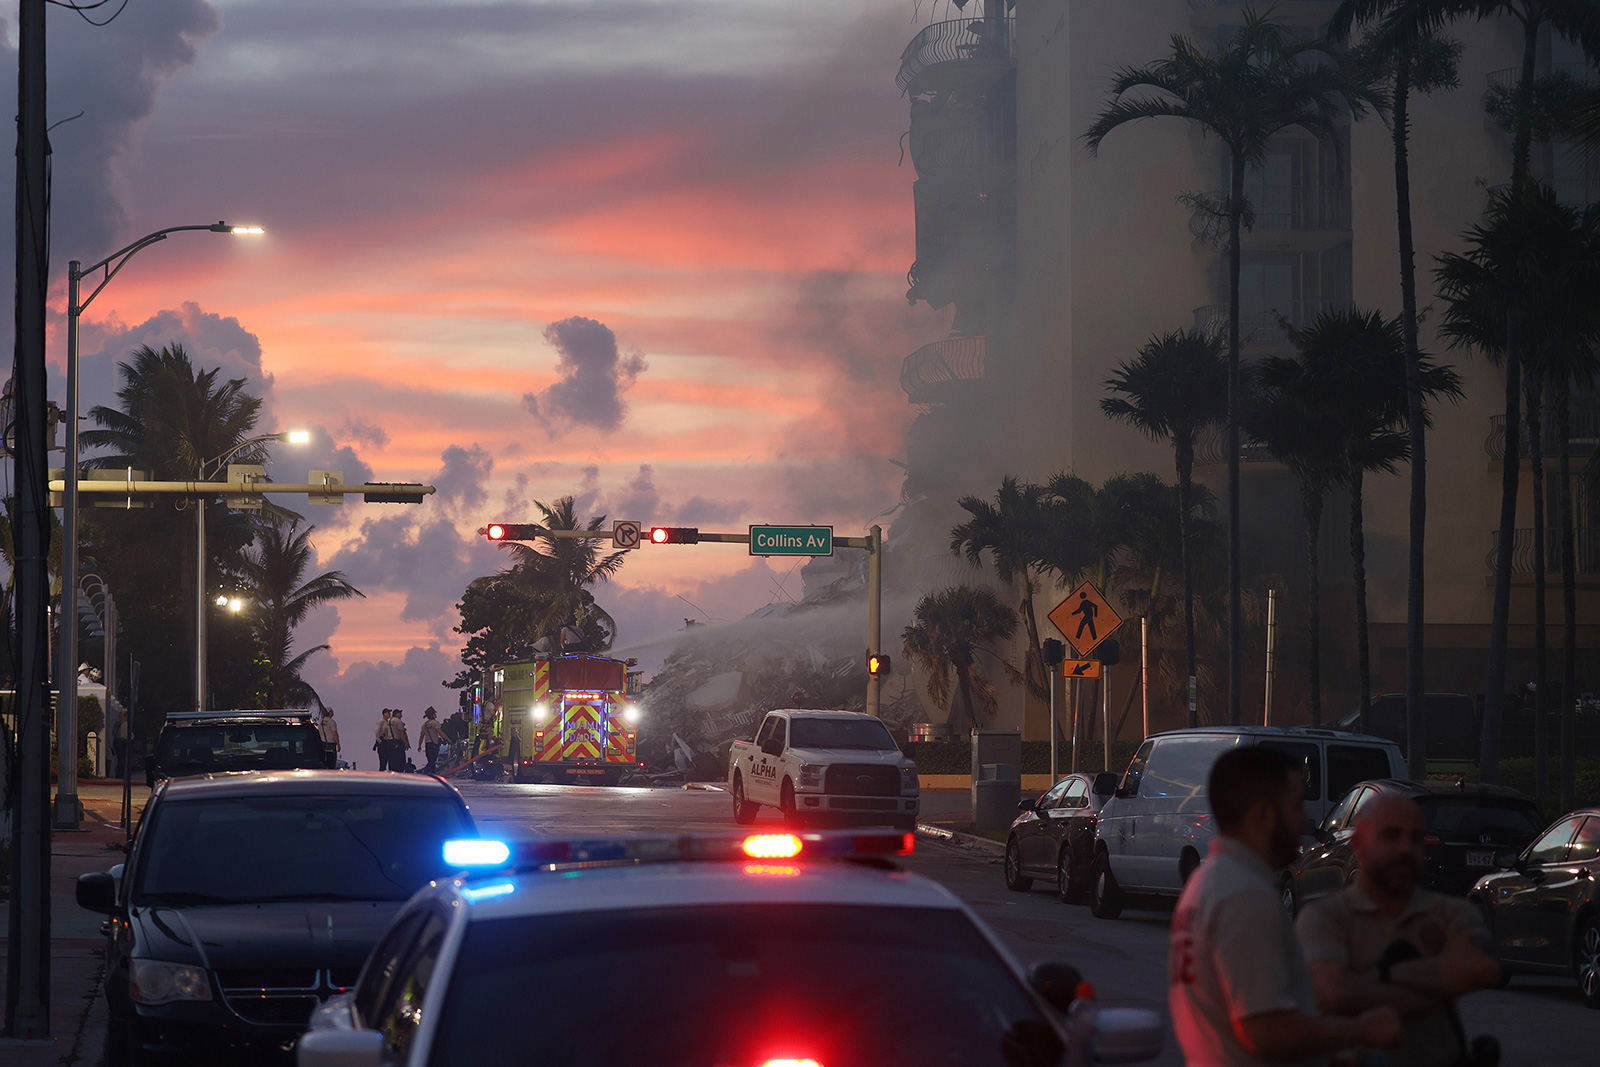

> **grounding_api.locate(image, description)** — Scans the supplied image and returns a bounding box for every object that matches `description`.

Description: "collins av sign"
[749,525,834,557]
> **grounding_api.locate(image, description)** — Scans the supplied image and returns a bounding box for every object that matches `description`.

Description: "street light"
[193,429,305,715]
[56,221,264,830]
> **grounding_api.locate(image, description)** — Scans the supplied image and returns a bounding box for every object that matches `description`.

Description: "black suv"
[77,770,477,1064]
[147,711,333,786]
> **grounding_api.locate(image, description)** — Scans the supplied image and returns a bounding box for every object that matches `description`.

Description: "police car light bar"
[442,831,913,873]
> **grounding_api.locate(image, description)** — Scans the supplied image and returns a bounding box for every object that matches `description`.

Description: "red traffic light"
[648,527,699,545]
[484,523,541,541]
[867,653,891,676]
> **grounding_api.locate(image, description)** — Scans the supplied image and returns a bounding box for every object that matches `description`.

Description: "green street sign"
[749,525,833,557]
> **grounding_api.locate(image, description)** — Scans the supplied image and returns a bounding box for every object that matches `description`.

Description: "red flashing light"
[486,523,506,540]
[741,833,804,859]
[648,526,699,545]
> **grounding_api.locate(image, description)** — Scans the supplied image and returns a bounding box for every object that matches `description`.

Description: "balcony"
[1486,527,1600,576]
[1486,62,1595,91]
[897,18,1015,97]
[1484,406,1600,462]
[902,336,986,405]
[1188,185,1351,247]
[1192,300,1350,349]
[1195,423,1277,466]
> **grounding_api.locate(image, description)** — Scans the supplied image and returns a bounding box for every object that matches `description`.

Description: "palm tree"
[499,496,626,649]
[238,512,364,707]
[1273,309,1463,736]
[1102,328,1228,727]
[901,586,1017,734]
[1330,0,1464,779]
[951,478,1062,703]
[1435,186,1600,787]
[1085,8,1360,725]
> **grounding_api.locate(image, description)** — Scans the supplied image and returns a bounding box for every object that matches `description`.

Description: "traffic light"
[648,526,700,545]
[364,483,428,504]
[867,652,891,676]
[484,523,542,541]
[1041,638,1065,666]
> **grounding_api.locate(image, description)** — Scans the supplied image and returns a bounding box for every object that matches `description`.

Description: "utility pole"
[6,0,52,1040]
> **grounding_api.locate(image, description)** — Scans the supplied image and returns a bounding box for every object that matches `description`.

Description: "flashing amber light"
[741,833,804,859]
[743,864,801,878]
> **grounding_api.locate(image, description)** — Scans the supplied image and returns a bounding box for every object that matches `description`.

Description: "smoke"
[522,316,646,434]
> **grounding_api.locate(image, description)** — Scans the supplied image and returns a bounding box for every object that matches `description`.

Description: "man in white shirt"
[1169,746,1400,1066]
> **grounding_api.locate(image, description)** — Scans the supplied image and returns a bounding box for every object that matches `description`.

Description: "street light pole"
[56,222,262,828]
[195,496,207,713]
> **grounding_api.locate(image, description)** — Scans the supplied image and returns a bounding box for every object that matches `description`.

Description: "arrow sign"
[1064,659,1101,679]
[1048,580,1124,658]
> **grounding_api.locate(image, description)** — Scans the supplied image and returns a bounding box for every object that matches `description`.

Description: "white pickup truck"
[727,709,919,829]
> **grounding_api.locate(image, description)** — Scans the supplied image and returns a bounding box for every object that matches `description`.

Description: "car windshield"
[133,794,472,905]
[1418,796,1546,843]
[156,722,325,775]
[428,904,1059,1067]
[789,718,899,751]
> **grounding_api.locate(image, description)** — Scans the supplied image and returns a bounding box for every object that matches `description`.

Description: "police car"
[296,830,1163,1067]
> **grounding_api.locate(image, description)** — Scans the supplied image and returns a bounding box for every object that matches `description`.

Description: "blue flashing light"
[444,839,512,868]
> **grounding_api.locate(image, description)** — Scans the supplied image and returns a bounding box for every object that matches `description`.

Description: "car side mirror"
[1017,797,1038,813]
[296,1029,386,1067]
[1114,786,1130,800]
[1096,1006,1166,1063]
[75,872,119,915]
[1026,960,1083,1013]
[759,738,783,757]
[1092,772,1118,797]
[1493,849,1519,871]
[144,765,156,789]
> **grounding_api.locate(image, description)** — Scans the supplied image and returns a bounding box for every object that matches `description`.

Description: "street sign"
[1049,579,1124,658]
[749,525,833,557]
[1063,659,1101,679]
[613,520,641,549]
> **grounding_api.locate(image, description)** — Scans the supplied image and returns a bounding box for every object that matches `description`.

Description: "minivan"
[1088,726,1403,919]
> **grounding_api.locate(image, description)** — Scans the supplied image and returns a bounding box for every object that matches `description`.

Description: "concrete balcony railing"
[1485,406,1600,461]
[902,335,986,405]
[1487,62,1596,91]
[1486,527,1600,575]
[1195,423,1277,466]
[897,18,1015,96]
[1188,185,1350,238]
[1192,300,1350,348]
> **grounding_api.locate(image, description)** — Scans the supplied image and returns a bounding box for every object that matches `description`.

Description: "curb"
[916,822,1005,856]
[66,959,108,1067]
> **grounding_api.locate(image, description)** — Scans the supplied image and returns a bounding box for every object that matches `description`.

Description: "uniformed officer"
[1169,746,1400,1066]
[1297,795,1501,1067]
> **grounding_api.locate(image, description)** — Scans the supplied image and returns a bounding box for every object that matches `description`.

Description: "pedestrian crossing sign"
[1049,580,1123,658]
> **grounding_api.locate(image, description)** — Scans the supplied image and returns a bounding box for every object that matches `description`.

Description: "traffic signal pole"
[483,522,886,714]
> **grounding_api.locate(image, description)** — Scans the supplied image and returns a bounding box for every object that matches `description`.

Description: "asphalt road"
[457,780,1600,1067]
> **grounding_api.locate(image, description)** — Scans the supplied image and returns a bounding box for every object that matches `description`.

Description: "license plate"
[571,768,606,775]
[1467,850,1494,867]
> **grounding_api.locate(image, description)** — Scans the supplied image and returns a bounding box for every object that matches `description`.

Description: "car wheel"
[732,774,758,825]
[779,780,803,829]
[1576,916,1600,1009]
[1004,838,1033,892]
[1057,847,1084,904]
[1090,851,1124,920]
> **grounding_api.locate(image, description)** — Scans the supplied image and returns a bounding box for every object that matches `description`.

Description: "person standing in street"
[1169,747,1400,1066]
[375,709,393,771]
[1296,795,1502,1067]
[318,706,341,766]
[390,709,413,772]
[420,707,446,774]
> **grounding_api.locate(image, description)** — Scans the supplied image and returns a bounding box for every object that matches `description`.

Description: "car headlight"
[799,764,824,789]
[900,765,918,792]
[130,959,212,1005]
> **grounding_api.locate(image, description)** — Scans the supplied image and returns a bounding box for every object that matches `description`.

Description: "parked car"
[297,830,1165,1067]
[1470,806,1600,1008]
[1004,771,1119,903]
[76,770,477,1064]
[1089,726,1404,919]
[147,710,333,786]
[1286,780,1545,913]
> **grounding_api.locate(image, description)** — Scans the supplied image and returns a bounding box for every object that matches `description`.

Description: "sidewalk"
[0,780,148,1065]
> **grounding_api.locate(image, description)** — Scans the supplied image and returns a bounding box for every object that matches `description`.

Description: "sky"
[4,0,954,722]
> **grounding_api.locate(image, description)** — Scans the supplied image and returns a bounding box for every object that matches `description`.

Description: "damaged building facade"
[890,0,1599,740]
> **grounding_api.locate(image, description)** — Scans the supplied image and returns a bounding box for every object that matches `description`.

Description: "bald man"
[1296,794,1502,1067]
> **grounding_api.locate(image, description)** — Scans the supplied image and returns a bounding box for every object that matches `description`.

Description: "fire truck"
[494,655,641,785]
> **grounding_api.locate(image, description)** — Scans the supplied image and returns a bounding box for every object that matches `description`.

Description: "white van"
[1088,726,1403,919]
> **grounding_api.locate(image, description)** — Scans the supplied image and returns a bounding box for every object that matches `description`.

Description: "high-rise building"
[892,0,1598,738]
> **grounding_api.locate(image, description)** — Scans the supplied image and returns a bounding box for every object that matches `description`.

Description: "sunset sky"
[11,0,952,722]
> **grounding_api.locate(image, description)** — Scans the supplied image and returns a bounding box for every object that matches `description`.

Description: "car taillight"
[1423,834,1443,847]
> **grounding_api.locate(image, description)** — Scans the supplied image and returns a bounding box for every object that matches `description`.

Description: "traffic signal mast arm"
[481,524,871,548]
[50,477,433,502]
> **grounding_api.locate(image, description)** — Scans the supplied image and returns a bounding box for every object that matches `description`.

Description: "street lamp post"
[56,222,263,829]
